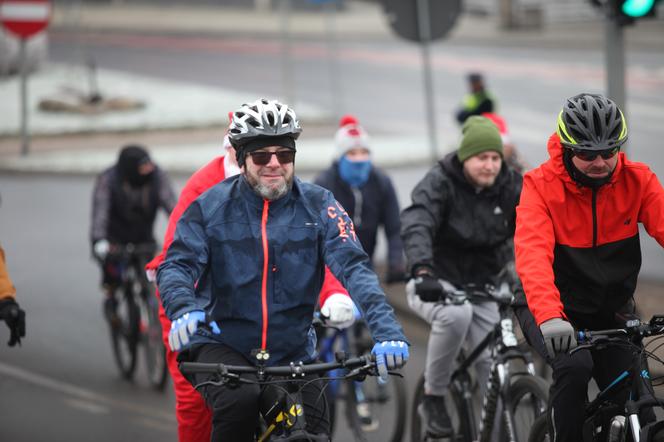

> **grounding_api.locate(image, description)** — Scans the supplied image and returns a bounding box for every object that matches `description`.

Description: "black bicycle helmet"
[228,99,302,166]
[556,93,627,151]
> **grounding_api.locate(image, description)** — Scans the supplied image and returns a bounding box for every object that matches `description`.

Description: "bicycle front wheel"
[344,374,406,442]
[109,290,139,380]
[502,375,549,442]
[141,291,168,391]
[527,414,549,442]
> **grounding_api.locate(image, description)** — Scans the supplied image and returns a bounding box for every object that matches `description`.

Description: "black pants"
[180,343,330,442]
[515,306,635,442]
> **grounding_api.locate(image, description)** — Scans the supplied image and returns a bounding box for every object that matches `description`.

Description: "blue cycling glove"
[169,310,220,352]
[372,340,409,382]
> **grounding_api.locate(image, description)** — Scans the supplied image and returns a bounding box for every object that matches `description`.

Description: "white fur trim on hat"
[335,124,370,157]
[222,134,232,152]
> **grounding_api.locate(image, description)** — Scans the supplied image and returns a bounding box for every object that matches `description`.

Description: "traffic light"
[621,0,657,17]
[615,0,659,25]
[589,0,660,25]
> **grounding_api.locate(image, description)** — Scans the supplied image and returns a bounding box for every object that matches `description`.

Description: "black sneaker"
[418,394,453,438]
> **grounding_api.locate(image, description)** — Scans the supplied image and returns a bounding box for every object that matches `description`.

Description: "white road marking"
[0,361,175,424]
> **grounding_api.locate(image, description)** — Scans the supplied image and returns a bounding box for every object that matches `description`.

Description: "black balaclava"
[562,148,614,189]
[117,145,154,187]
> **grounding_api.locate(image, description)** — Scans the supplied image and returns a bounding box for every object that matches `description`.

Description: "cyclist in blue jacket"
[157,98,409,442]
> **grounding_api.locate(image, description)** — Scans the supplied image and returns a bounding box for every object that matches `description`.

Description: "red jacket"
[515,134,664,326]
[146,156,348,304]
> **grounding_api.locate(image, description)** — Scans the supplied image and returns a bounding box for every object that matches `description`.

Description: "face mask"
[338,155,371,188]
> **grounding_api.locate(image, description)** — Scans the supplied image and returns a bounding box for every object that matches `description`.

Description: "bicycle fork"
[478,362,517,442]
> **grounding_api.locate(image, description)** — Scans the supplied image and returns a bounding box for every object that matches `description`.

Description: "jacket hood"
[543,133,626,193]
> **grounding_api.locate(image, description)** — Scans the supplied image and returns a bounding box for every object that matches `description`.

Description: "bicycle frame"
[450,298,540,442]
[258,381,326,442]
[577,332,663,442]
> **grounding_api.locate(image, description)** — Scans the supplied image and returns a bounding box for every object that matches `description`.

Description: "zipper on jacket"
[351,187,363,227]
[592,189,598,247]
[260,199,270,351]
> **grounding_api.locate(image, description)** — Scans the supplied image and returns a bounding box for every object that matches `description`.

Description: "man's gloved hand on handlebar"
[169,310,220,352]
[540,317,577,358]
[413,267,452,303]
[372,340,409,382]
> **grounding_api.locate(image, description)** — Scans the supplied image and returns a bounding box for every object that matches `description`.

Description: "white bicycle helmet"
[229,99,302,166]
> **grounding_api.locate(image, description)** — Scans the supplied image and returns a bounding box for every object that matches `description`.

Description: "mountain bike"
[106,242,167,390]
[411,282,549,442]
[180,353,396,441]
[315,317,407,442]
[528,315,664,442]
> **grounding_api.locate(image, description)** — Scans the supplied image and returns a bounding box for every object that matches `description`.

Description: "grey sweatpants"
[406,279,500,396]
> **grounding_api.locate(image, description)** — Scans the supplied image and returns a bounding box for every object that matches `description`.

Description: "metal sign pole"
[325,0,342,120]
[19,38,30,156]
[416,0,439,164]
[280,0,295,106]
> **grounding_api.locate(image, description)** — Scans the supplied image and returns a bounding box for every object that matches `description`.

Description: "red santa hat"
[334,114,370,157]
[482,112,511,145]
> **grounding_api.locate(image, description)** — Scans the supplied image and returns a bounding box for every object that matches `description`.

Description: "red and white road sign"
[0,0,51,39]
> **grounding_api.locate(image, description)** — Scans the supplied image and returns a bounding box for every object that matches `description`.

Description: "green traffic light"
[622,0,656,17]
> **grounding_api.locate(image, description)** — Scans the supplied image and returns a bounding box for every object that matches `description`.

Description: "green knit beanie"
[457,116,503,163]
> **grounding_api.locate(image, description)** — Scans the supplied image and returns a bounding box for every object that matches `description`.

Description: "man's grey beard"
[247,174,293,200]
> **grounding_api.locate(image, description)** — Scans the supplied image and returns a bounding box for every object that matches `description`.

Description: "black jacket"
[401,152,523,287]
[314,162,403,272]
[91,166,176,245]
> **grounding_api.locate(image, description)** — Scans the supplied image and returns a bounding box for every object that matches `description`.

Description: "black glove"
[414,274,446,302]
[0,299,26,346]
[384,267,406,284]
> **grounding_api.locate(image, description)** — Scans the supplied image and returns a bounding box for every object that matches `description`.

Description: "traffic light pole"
[605,14,626,115]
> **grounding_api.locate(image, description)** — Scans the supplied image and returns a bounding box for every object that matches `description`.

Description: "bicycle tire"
[141,290,168,391]
[501,375,549,442]
[109,289,139,380]
[411,374,472,442]
[344,375,406,442]
[527,414,549,442]
[649,427,664,442]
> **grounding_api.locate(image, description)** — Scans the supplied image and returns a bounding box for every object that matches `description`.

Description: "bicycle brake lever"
[570,344,593,355]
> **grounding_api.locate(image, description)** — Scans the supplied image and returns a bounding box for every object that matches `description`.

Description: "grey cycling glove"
[540,318,577,358]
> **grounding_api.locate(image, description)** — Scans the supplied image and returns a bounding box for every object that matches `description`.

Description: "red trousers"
[158,291,212,442]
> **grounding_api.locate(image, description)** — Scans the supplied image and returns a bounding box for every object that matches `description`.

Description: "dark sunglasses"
[571,147,620,162]
[249,150,295,166]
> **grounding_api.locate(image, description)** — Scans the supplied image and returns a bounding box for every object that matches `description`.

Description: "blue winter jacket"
[157,174,407,365]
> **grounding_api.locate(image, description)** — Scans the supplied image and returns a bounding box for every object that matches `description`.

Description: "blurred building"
[466,0,664,27]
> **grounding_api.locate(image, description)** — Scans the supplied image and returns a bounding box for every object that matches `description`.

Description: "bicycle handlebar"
[574,315,664,352]
[108,242,157,258]
[441,283,513,306]
[179,354,376,378]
